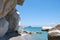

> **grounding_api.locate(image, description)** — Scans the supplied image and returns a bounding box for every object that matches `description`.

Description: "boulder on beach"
[55,24,60,30]
[0,0,24,18]
[0,18,9,37]
[0,0,24,38]
[48,24,60,40]
[5,10,20,33]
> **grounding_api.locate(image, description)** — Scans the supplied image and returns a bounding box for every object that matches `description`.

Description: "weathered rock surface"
[0,0,24,37]
[48,24,60,40]
[48,35,60,40]
[48,29,60,36]
[0,18,9,37]
[48,24,60,36]
[9,36,24,40]
[0,0,16,18]
[55,24,60,30]
[5,10,20,33]
[0,0,24,18]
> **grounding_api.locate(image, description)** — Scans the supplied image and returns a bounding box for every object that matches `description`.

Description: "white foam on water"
[21,34,27,36]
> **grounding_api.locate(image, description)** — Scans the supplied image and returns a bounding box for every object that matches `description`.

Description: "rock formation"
[55,24,60,30]
[48,24,60,40]
[0,0,24,37]
[0,18,9,37]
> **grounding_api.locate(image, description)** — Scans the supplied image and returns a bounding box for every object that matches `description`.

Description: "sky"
[16,0,60,26]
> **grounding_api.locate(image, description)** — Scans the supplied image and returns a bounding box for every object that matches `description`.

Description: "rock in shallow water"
[0,0,17,18]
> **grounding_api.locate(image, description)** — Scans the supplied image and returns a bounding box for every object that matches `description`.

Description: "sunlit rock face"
[0,0,24,37]
[48,24,60,40]
[48,24,60,36]
[55,24,60,30]
[0,0,17,18]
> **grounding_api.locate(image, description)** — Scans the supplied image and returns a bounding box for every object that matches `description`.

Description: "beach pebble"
[0,18,9,37]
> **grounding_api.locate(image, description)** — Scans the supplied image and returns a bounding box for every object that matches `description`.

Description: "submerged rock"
[0,0,17,18]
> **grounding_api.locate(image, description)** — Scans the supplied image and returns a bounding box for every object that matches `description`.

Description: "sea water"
[23,27,48,40]
[30,31,48,40]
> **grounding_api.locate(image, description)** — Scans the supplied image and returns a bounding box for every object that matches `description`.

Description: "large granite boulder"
[5,10,20,33]
[0,0,24,18]
[0,18,9,37]
[0,0,24,37]
[48,24,60,40]
[55,24,60,30]
[0,0,17,18]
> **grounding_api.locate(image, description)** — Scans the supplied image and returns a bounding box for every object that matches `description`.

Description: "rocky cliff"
[0,0,24,37]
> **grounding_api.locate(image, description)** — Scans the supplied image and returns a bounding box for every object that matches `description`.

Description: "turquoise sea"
[23,26,48,40]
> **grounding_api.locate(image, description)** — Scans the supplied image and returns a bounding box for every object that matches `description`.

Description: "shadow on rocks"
[48,35,60,40]
[0,31,21,40]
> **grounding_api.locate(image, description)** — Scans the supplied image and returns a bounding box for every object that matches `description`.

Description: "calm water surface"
[23,27,48,40]
[30,31,48,40]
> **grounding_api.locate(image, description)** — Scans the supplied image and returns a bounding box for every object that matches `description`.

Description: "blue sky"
[16,0,60,26]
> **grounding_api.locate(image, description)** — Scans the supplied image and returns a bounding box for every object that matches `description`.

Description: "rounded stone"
[0,18,9,37]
